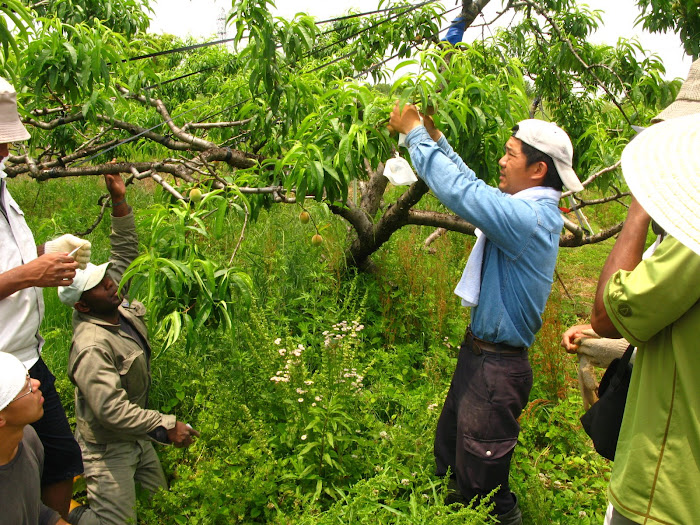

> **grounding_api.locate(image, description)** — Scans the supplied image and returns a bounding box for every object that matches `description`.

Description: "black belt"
[464,327,527,355]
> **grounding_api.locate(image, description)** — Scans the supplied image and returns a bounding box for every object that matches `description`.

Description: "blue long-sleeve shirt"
[405,126,563,347]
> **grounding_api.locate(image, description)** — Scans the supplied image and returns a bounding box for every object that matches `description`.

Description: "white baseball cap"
[513,119,584,192]
[0,353,29,412]
[58,261,111,306]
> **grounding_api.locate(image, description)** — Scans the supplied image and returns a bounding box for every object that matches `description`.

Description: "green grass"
[6,174,630,524]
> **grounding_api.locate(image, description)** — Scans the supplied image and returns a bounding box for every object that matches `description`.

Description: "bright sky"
[148,0,692,80]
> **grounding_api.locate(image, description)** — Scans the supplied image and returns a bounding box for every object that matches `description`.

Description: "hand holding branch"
[388,101,422,135]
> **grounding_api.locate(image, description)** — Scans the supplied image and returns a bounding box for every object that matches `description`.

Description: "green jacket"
[67,210,175,444]
[605,237,700,524]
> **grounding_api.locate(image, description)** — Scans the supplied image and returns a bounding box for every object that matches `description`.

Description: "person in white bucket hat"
[58,174,199,525]
[389,100,582,523]
[0,76,88,519]
[592,59,700,525]
[0,352,68,525]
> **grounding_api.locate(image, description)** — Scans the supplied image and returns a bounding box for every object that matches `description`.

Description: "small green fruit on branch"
[189,188,203,202]
[299,211,310,224]
[311,234,323,246]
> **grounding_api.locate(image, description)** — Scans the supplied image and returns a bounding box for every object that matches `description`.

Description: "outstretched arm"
[0,254,78,300]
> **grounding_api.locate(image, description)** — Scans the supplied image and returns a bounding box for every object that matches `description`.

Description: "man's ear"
[530,160,548,183]
[0,413,7,429]
[74,300,90,314]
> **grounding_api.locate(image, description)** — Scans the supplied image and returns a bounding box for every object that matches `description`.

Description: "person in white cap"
[389,101,583,524]
[58,173,199,525]
[592,59,700,525]
[0,76,90,519]
[0,352,69,525]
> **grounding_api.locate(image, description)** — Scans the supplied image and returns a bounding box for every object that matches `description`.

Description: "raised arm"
[103,174,139,285]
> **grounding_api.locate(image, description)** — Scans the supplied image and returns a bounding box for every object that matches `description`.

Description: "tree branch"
[560,222,623,247]
[562,161,621,198]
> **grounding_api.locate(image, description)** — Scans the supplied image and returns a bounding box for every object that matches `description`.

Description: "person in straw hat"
[591,58,700,525]
[0,352,69,525]
[0,77,90,519]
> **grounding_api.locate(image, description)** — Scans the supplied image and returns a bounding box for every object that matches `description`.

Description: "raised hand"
[388,101,422,135]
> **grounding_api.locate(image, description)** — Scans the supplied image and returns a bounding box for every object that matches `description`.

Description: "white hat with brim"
[621,113,700,256]
[0,78,31,143]
[0,353,29,412]
[58,261,112,306]
[513,119,584,192]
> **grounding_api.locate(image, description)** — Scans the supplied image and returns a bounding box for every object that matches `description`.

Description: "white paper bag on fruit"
[384,154,418,186]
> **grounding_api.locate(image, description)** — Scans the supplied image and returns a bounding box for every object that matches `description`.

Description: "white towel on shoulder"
[454,186,562,307]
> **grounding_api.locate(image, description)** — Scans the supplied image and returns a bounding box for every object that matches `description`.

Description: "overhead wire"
[353,4,461,79]
[151,0,447,120]
[65,1,453,165]
[299,0,440,61]
[138,0,444,95]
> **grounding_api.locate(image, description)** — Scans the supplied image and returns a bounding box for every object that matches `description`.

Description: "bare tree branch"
[74,198,110,237]
[423,227,447,249]
[560,222,623,247]
[562,161,621,198]
[183,117,254,130]
[118,86,216,150]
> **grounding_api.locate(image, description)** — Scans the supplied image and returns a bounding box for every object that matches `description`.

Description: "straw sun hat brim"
[0,121,31,143]
[621,113,700,256]
[0,88,31,143]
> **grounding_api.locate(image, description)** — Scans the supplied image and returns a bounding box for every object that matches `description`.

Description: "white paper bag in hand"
[384,154,418,186]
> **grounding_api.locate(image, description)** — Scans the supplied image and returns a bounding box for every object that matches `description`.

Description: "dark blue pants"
[29,357,84,485]
[434,334,532,515]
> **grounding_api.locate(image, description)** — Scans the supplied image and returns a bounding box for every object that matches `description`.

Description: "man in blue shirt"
[389,102,583,524]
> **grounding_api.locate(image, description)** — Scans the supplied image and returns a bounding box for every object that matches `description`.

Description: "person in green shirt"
[591,65,700,523]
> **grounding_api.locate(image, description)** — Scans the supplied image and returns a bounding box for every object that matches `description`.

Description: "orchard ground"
[14,174,636,524]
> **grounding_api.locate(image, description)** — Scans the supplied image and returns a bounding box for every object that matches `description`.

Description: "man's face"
[0,142,9,160]
[497,137,544,195]
[80,275,122,316]
[0,376,44,427]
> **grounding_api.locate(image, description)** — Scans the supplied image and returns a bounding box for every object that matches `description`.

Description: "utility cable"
[125,1,441,64]
[300,0,439,61]
[126,37,238,63]
[136,1,439,94]
[353,4,460,79]
[315,1,439,25]
[67,1,452,164]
